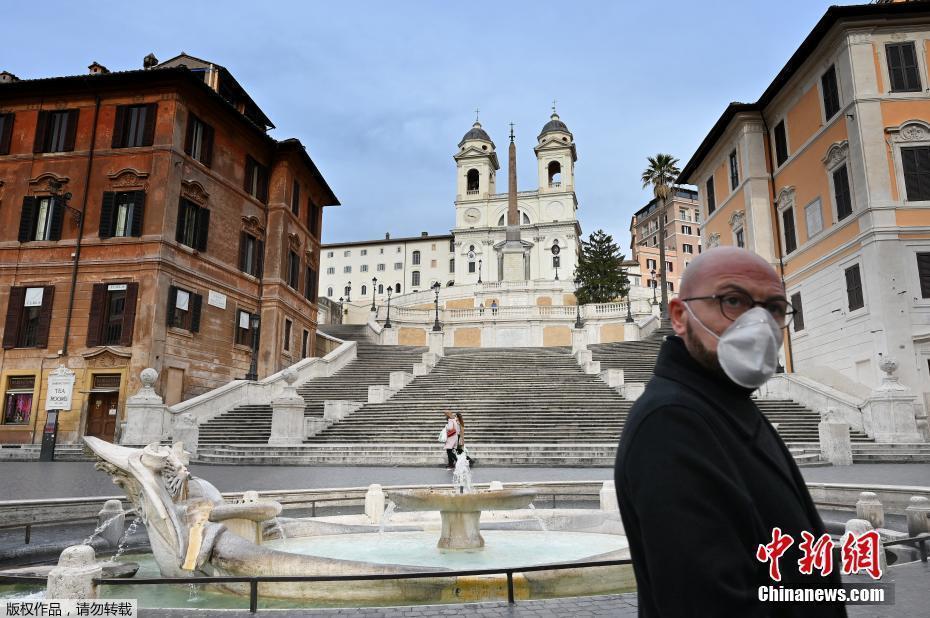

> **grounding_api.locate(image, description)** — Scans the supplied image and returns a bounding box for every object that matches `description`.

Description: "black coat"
[614,336,847,617]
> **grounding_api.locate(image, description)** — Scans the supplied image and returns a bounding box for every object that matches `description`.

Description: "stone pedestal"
[269,368,306,446]
[905,496,930,536]
[305,417,329,437]
[620,383,645,400]
[412,363,432,376]
[368,385,398,404]
[439,510,485,549]
[583,360,602,375]
[856,491,884,529]
[365,484,386,524]
[599,369,625,388]
[428,331,445,357]
[323,400,363,422]
[389,371,414,390]
[96,500,125,548]
[121,368,168,445]
[47,545,102,599]
[501,243,526,283]
[571,328,588,354]
[421,352,440,368]
[863,358,923,442]
[575,350,592,365]
[172,413,199,457]
[818,421,852,466]
[599,481,618,512]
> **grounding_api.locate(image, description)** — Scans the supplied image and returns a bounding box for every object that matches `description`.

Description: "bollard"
[96,500,126,548]
[844,518,887,575]
[599,481,619,512]
[47,545,102,600]
[365,484,386,525]
[905,496,930,537]
[855,491,884,529]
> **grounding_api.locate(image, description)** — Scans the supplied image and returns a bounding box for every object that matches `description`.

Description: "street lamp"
[245,313,261,381]
[431,281,442,332]
[650,268,657,305]
[370,277,377,311]
[574,276,584,329]
[384,287,393,329]
[477,259,482,284]
[625,290,634,323]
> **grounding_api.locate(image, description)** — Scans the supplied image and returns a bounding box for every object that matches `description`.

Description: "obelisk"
[501,123,525,281]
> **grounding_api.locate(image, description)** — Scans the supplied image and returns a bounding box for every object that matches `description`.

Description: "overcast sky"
[3,0,849,252]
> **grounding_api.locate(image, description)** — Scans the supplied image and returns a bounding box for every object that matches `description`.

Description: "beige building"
[629,188,702,295]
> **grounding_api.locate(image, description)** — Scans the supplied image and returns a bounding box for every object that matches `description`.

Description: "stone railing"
[758,373,866,434]
[376,301,649,324]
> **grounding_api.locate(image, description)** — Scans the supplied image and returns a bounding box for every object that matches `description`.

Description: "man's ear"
[668,298,687,337]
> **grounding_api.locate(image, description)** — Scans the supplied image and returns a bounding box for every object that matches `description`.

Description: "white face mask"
[684,305,784,389]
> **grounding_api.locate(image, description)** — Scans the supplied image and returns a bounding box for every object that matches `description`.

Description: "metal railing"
[0,515,100,544]
[882,535,930,562]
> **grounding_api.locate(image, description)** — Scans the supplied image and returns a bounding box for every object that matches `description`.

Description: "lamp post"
[370,277,377,311]
[625,290,634,323]
[346,282,351,303]
[384,287,392,328]
[650,268,657,305]
[574,276,584,329]
[431,282,442,332]
[245,313,261,381]
[477,259,482,284]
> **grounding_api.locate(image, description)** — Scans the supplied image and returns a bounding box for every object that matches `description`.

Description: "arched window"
[344,286,350,296]
[378,284,384,294]
[498,211,532,226]
[466,169,480,192]
[327,287,333,297]
[548,161,562,187]
[361,285,367,296]
[412,250,421,265]
[447,280,454,287]
[395,283,401,293]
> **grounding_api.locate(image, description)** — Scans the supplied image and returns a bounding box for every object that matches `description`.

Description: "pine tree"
[574,229,630,305]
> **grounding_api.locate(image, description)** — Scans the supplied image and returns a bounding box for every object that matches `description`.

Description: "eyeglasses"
[681,290,796,328]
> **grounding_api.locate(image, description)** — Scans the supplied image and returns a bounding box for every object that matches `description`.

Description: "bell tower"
[454,117,499,201]
[534,107,576,193]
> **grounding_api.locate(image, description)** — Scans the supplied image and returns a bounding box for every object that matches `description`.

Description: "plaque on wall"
[208,290,227,309]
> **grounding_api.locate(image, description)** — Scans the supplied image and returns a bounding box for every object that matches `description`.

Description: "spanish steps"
[195,323,880,466]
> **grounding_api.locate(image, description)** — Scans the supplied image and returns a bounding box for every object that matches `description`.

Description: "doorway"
[86,391,118,441]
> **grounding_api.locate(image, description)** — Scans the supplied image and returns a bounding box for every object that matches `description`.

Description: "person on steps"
[442,411,459,469]
[455,412,476,467]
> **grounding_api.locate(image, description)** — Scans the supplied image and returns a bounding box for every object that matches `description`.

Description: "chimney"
[385,233,390,239]
[88,62,110,75]
[143,53,159,70]
[0,71,19,83]
[421,231,428,237]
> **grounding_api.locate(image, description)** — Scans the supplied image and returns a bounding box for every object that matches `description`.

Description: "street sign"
[45,365,76,411]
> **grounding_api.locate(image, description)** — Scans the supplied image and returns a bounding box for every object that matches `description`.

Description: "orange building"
[679,1,930,409]
[629,188,702,295]
[0,54,339,444]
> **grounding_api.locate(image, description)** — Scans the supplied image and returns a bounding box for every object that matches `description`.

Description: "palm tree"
[641,154,681,319]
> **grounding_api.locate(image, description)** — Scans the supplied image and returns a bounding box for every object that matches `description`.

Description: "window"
[291,180,300,217]
[308,199,320,237]
[287,251,300,290]
[167,286,202,332]
[305,266,317,301]
[18,196,63,242]
[184,113,214,165]
[683,244,693,254]
[706,177,716,214]
[782,208,797,253]
[361,284,367,296]
[378,284,384,294]
[2,287,54,349]
[430,259,437,267]
[244,156,269,202]
[238,232,264,277]
[395,283,401,293]
[735,228,745,249]
[284,319,292,352]
[235,309,256,346]
[377,263,385,272]
[466,169,480,192]
[916,252,930,298]
[0,113,15,155]
[449,258,455,273]
[380,248,385,254]
[833,164,853,221]
[901,146,930,201]
[344,286,350,297]
[729,150,739,190]
[412,250,421,265]
[791,292,804,332]
[845,264,864,311]
[695,211,701,223]
[666,261,673,273]
[805,199,823,238]
[468,261,476,273]
[100,191,145,238]
[326,267,335,275]
[3,376,34,425]
[34,109,78,153]
[394,262,402,270]
[646,258,656,270]
[411,271,421,287]
[682,225,692,235]
[886,42,921,93]
[175,198,209,251]
[327,251,334,258]
[360,264,368,272]
[343,265,351,274]
[679,208,688,221]
[112,104,156,148]
[397,247,402,253]
[667,282,674,292]
[85,283,139,346]
[344,250,351,257]
[302,330,309,358]
[361,249,368,256]
[450,239,455,252]
[326,287,333,297]
[774,121,788,166]
[821,65,840,120]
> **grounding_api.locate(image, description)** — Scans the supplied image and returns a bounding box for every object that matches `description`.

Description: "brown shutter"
[175,199,187,244]
[167,285,178,328]
[111,105,126,148]
[256,239,265,278]
[195,208,210,252]
[86,284,108,347]
[99,192,115,238]
[2,287,26,349]
[119,283,138,346]
[201,124,214,167]
[131,191,145,237]
[18,197,37,242]
[190,293,203,333]
[0,113,13,155]
[35,286,55,348]
[33,111,48,153]
[142,103,157,146]
[184,113,195,155]
[238,232,247,272]
[48,197,65,241]
[258,164,269,203]
[63,109,79,151]
[244,157,255,193]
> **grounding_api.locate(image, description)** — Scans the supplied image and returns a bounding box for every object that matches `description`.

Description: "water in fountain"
[111,516,142,561]
[451,456,473,494]
[82,513,125,545]
[528,504,548,531]
[188,584,200,602]
[379,501,396,535]
[272,517,287,540]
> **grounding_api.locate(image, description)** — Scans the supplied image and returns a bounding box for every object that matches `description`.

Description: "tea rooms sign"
[45,365,76,411]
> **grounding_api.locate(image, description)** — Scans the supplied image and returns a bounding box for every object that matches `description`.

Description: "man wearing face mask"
[614,247,846,617]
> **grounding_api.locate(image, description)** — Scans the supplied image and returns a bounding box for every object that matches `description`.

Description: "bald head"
[679,246,782,298]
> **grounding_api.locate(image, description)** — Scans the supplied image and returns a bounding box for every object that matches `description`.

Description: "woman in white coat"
[441,410,459,469]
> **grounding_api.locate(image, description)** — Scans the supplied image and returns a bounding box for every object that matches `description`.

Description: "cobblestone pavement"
[0,462,927,500]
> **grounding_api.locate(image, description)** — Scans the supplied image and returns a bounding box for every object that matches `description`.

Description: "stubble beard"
[684,319,728,381]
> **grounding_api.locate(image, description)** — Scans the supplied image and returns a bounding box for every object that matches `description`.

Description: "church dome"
[538,112,572,140]
[458,121,493,147]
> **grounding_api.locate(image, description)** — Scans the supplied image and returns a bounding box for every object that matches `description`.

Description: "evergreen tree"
[574,229,629,305]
